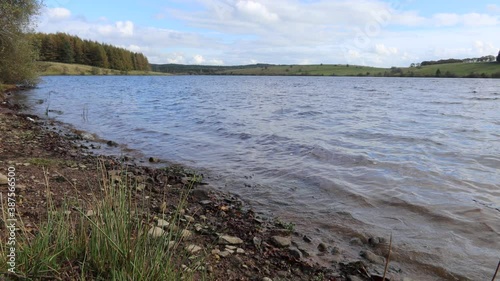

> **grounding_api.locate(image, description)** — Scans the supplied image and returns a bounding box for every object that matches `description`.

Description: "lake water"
[21,76,499,280]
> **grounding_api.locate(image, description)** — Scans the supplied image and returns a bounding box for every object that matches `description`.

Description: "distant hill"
[151,62,500,78]
[149,63,273,74]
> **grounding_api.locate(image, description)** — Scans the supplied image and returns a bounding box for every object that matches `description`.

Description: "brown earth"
[0,88,392,281]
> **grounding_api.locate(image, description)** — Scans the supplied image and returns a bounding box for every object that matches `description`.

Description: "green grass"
[218,64,387,76]
[38,61,499,78]
[404,62,500,77]
[0,162,206,280]
[36,61,168,76]
[215,62,500,78]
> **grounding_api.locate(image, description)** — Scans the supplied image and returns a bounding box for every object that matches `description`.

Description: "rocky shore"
[0,89,412,281]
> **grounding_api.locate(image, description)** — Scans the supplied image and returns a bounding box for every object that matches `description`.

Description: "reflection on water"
[21,76,500,280]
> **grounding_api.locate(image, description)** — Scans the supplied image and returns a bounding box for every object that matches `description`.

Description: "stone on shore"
[0,173,8,185]
[317,242,327,252]
[219,235,244,245]
[185,244,202,254]
[157,219,170,228]
[181,229,193,240]
[148,157,160,163]
[361,250,385,264]
[148,226,164,238]
[271,236,291,248]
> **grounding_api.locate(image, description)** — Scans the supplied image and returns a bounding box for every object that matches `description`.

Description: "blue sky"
[36,0,500,66]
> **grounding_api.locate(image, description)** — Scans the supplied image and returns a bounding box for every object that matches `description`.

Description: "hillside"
[152,62,500,78]
[37,61,166,76]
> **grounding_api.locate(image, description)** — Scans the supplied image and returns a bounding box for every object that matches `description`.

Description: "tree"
[435,68,441,77]
[0,0,41,85]
[497,50,500,63]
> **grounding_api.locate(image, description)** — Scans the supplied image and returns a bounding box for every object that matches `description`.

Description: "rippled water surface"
[22,76,499,279]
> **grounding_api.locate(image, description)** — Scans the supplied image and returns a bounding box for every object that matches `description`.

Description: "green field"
[37,61,167,76]
[36,61,500,78]
[214,62,500,78]
[401,62,500,77]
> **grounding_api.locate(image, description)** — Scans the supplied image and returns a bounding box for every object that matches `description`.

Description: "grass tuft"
[0,161,205,280]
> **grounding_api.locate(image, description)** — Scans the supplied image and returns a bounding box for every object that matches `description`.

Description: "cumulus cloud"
[46,7,71,21]
[116,21,134,36]
[374,44,398,56]
[433,12,498,27]
[192,54,205,64]
[35,0,500,67]
[235,1,279,22]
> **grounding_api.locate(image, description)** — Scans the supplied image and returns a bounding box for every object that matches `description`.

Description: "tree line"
[412,54,498,67]
[32,33,150,71]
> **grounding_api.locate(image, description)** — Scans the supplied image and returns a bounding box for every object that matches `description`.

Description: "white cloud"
[127,45,142,52]
[235,1,279,22]
[433,13,461,26]
[46,7,71,21]
[433,12,498,27]
[375,44,398,56]
[116,21,134,37]
[192,54,205,64]
[34,0,500,67]
[473,40,497,55]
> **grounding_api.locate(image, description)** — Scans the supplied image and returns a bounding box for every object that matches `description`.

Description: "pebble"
[271,236,291,248]
[148,157,160,163]
[191,189,210,201]
[167,240,176,250]
[219,250,231,257]
[136,183,146,191]
[317,242,327,252]
[181,229,193,240]
[147,226,164,238]
[199,200,212,206]
[369,236,386,246]
[219,235,244,245]
[262,277,273,281]
[184,215,195,222]
[0,173,8,185]
[303,235,313,243]
[85,210,95,217]
[107,140,118,147]
[185,244,202,254]
[349,237,363,246]
[194,224,203,232]
[157,219,170,228]
[348,275,364,281]
[253,236,262,248]
[289,247,302,259]
[361,250,385,264]
[236,248,245,254]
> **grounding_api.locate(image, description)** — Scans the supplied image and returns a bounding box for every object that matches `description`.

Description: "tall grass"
[0,161,205,280]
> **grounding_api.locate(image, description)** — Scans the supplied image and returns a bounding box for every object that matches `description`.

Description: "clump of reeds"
[0,161,205,280]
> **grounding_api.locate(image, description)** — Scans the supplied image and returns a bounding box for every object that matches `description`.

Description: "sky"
[35,0,500,67]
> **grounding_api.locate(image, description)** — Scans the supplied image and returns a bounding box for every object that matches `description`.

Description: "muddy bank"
[0,92,422,281]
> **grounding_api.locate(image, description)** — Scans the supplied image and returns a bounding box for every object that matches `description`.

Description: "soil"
[0,88,393,281]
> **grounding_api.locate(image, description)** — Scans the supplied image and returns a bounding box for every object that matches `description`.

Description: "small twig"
[382,233,393,281]
[492,260,500,281]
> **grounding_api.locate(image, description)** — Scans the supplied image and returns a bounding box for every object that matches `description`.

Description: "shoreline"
[0,87,345,280]
[0,89,454,280]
